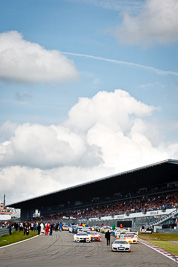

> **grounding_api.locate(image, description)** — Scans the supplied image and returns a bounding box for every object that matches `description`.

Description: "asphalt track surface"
[0,231,177,267]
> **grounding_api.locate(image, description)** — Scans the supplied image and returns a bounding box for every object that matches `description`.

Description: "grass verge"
[139,232,178,256]
[0,230,38,247]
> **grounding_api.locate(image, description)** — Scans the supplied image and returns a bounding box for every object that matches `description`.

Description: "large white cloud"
[0,123,102,169]
[65,89,155,132]
[0,31,79,83]
[114,0,178,46]
[0,89,178,204]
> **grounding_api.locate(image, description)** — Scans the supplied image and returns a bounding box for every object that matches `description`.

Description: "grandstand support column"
[20,208,28,221]
[133,218,136,228]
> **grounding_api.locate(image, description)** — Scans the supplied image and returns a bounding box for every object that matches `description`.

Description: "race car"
[112,240,131,252]
[115,229,132,238]
[91,226,100,232]
[78,227,91,233]
[69,225,78,233]
[101,226,112,233]
[87,231,101,241]
[113,229,124,237]
[122,233,138,243]
[95,226,100,232]
[116,231,127,239]
[62,224,69,231]
[74,232,91,243]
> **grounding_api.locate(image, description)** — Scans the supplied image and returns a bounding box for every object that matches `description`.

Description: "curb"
[139,239,178,264]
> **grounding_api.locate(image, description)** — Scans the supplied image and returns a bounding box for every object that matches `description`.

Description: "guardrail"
[0,228,9,237]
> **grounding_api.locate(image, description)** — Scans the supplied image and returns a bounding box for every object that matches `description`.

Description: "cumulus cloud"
[114,0,178,46]
[0,121,18,142]
[0,31,79,83]
[0,89,178,204]
[65,89,155,132]
[0,165,113,204]
[0,123,102,169]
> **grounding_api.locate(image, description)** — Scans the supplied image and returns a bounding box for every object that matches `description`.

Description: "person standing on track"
[105,230,111,246]
[45,224,49,235]
[37,223,41,235]
[50,223,53,235]
[60,222,63,232]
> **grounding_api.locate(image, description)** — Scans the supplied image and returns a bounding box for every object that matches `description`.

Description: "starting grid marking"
[139,239,178,264]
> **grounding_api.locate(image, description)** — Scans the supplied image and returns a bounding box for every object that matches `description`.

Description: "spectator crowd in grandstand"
[36,191,177,222]
[1,188,177,226]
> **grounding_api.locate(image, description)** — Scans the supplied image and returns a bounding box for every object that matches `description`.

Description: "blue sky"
[0,0,178,204]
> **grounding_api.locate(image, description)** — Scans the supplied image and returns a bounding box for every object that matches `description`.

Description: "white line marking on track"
[0,234,40,249]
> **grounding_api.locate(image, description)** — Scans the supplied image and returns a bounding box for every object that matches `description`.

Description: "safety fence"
[0,228,9,237]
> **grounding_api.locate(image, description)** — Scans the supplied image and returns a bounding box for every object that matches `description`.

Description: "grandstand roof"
[9,159,178,210]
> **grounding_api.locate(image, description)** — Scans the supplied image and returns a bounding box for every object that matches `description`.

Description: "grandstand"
[10,159,178,228]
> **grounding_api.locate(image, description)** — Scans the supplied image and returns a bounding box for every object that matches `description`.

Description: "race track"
[0,231,177,267]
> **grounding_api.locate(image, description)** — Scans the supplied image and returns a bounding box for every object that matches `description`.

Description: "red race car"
[87,231,101,241]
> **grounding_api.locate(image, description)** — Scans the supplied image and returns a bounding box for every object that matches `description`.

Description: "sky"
[0,0,178,205]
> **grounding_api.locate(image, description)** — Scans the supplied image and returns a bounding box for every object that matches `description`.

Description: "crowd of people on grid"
[0,221,65,236]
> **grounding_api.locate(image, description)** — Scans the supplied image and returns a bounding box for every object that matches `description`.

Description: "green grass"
[151,241,178,256]
[139,232,178,256]
[0,230,38,247]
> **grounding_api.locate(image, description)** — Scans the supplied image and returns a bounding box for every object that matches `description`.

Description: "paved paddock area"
[0,231,177,267]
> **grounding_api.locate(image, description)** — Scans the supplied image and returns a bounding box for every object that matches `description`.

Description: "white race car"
[69,225,78,233]
[122,233,138,243]
[74,232,91,243]
[112,240,131,252]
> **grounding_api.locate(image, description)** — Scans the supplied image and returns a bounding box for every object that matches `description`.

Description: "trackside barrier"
[0,228,9,237]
